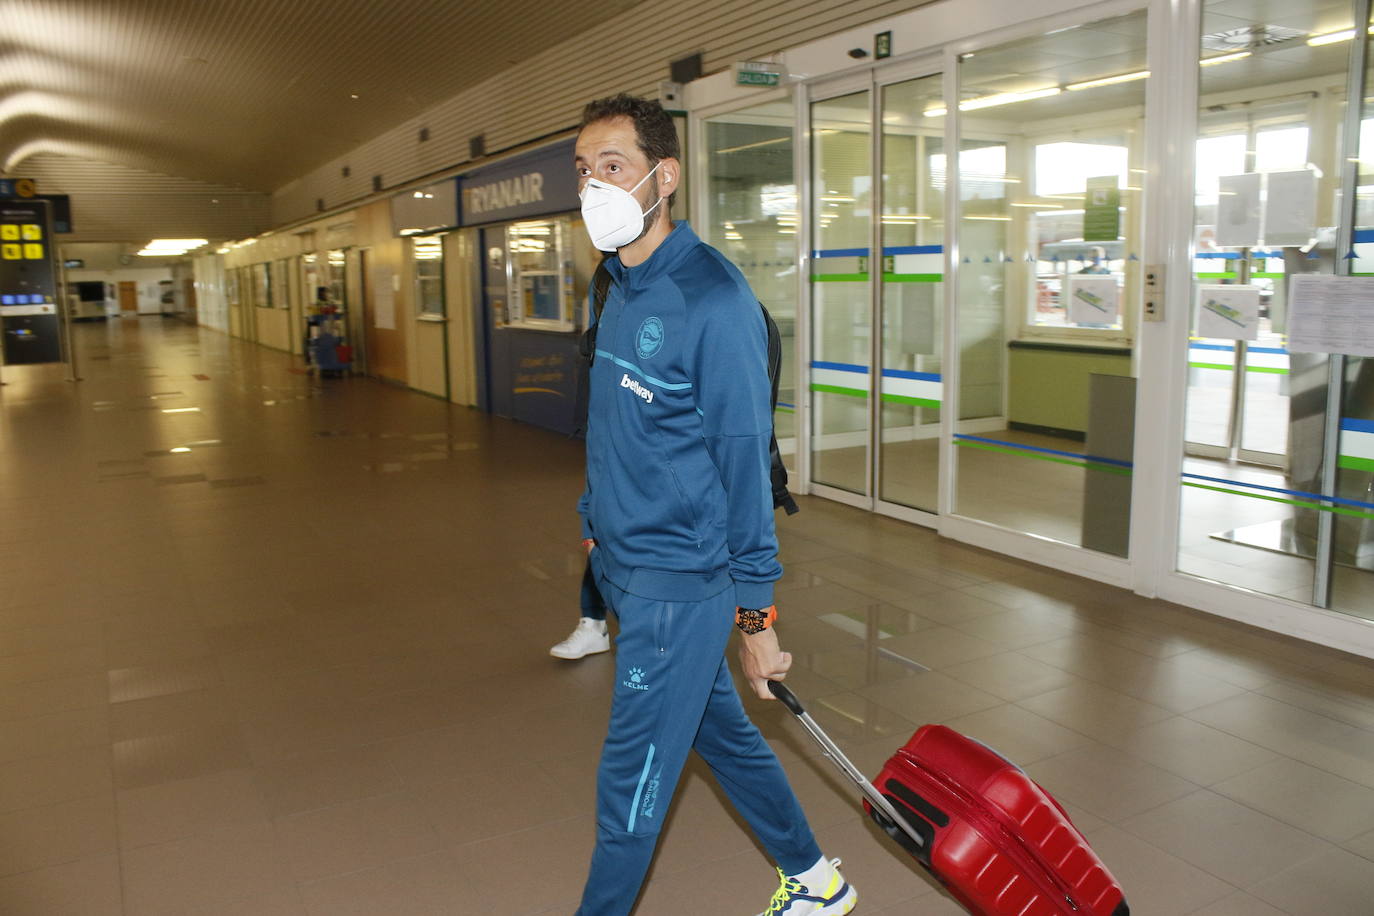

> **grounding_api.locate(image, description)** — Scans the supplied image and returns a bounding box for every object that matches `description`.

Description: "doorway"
[118,281,137,316]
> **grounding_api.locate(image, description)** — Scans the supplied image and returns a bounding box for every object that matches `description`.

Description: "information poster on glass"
[1195,284,1259,340]
[1263,169,1318,247]
[1065,274,1120,325]
[1287,274,1374,357]
[373,266,396,330]
[1216,172,1261,248]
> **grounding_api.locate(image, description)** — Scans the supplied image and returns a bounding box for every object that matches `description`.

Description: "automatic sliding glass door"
[807,73,944,516]
[809,90,874,499]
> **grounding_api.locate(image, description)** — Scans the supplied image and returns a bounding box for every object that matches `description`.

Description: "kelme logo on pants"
[622,666,650,691]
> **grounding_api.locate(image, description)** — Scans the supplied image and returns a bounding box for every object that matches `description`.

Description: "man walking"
[572,93,856,916]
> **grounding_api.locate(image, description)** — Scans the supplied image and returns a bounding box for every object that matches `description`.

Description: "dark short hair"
[580,93,679,206]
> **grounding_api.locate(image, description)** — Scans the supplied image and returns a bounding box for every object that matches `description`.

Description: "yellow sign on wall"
[0,225,17,241]
[21,224,41,240]
[23,243,43,259]
[2,244,20,260]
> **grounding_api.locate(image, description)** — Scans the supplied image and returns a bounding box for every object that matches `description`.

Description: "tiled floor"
[1,316,1373,915]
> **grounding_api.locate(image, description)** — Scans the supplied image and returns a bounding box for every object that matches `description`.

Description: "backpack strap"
[577,258,614,366]
[759,302,799,516]
[573,258,615,437]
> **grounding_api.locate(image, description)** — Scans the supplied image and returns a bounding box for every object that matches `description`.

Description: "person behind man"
[549,562,610,659]
[572,94,856,916]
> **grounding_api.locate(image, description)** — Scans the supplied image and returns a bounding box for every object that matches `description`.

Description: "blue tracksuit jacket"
[577,221,781,610]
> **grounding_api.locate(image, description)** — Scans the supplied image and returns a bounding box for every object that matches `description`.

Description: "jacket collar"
[605,221,698,291]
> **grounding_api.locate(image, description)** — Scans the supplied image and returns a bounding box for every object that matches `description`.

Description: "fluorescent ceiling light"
[961,87,1062,111]
[1066,70,1150,91]
[1200,51,1251,66]
[925,86,1062,117]
[1011,202,1063,208]
[144,239,207,250]
[1307,28,1356,46]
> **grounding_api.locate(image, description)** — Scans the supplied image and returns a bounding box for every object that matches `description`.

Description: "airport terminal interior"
[2,0,1374,913]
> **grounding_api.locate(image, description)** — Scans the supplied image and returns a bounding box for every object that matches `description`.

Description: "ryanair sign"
[458,138,579,226]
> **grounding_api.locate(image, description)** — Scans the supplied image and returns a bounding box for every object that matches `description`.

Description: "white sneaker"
[549,617,610,659]
[756,858,856,915]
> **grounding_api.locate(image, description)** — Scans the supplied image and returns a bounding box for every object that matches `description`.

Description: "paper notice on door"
[1287,274,1374,357]
[373,266,396,330]
[1196,284,1260,340]
[1065,274,1120,326]
[1264,169,1318,247]
[1216,172,1262,248]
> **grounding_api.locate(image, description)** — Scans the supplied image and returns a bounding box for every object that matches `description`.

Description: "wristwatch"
[735,605,777,634]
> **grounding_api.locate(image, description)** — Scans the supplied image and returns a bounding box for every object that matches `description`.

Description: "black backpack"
[576,260,799,516]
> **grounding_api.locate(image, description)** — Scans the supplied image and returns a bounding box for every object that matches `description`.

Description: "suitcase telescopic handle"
[766,679,926,850]
[767,679,806,715]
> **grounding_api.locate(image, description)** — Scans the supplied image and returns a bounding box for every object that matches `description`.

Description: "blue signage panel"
[459,138,579,226]
[505,330,581,436]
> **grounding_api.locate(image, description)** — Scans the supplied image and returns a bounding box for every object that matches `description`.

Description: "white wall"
[193,254,229,333]
[67,267,172,314]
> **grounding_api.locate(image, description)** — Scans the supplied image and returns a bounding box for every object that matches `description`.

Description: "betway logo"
[620,374,654,404]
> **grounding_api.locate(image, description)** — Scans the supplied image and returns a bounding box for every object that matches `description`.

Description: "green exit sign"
[736,61,784,88]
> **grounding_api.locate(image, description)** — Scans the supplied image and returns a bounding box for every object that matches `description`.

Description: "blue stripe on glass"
[954,434,1134,468]
[1354,228,1374,244]
[1189,343,1288,355]
[627,743,656,833]
[1182,472,1374,512]
[1343,418,1374,434]
[882,245,943,255]
[881,368,942,382]
[776,401,795,410]
[595,350,693,391]
[1195,250,1284,260]
[812,248,869,258]
[811,360,867,373]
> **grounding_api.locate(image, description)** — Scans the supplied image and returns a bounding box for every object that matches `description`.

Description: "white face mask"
[579,162,664,252]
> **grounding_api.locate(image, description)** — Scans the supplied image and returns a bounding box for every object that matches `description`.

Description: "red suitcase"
[768,681,1128,916]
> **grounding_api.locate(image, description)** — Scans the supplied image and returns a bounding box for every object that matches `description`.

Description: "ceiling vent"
[1201,24,1306,52]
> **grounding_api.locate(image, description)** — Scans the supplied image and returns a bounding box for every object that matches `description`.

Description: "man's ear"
[657,158,681,199]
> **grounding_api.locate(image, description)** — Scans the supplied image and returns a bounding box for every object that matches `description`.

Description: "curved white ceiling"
[0,0,642,191]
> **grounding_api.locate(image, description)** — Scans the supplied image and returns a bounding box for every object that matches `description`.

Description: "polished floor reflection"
[0,317,1372,914]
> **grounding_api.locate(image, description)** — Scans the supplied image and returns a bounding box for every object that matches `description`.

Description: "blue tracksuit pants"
[575,553,821,916]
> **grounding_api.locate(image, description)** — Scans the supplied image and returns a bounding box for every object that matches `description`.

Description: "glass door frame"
[1142,0,1374,657]
[684,0,1374,659]
[803,57,947,527]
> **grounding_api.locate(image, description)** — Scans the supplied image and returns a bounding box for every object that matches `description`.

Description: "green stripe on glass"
[1340,455,1374,472]
[1182,481,1374,522]
[811,273,869,282]
[954,438,1131,475]
[880,393,941,408]
[881,273,943,283]
[810,383,868,398]
[1187,362,1289,375]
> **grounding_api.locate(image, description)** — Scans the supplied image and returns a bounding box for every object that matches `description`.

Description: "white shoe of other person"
[549,617,610,660]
